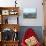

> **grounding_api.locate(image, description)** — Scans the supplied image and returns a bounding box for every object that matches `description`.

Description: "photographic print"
[23,8,37,18]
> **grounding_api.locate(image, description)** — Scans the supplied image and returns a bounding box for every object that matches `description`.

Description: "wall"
[0,0,44,26]
[18,0,44,26]
[0,0,15,7]
[18,26,43,43]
